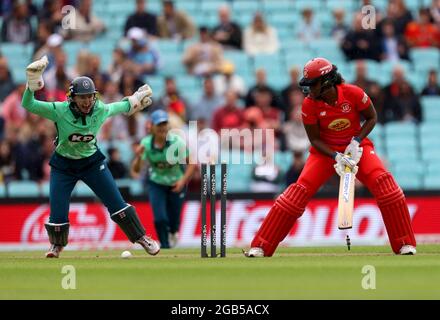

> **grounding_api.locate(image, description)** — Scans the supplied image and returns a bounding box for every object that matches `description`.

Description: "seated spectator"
[108,47,128,83]
[285,151,305,186]
[119,71,144,99]
[352,60,385,122]
[86,54,110,83]
[282,94,310,153]
[421,70,440,96]
[154,77,188,128]
[213,61,247,98]
[243,12,279,56]
[212,90,245,132]
[124,0,158,37]
[38,0,64,33]
[1,84,27,129]
[331,9,349,43]
[107,147,128,179]
[250,87,281,132]
[381,19,409,62]
[0,140,16,184]
[32,21,52,60]
[405,8,440,48]
[383,66,422,123]
[188,76,224,123]
[68,49,92,79]
[0,57,15,102]
[353,60,376,91]
[1,1,33,43]
[2,126,26,180]
[212,5,242,50]
[296,8,321,43]
[431,0,440,26]
[342,12,382,61]
[245,69,282,110]
[387,0,413,36]
[281,66,301,112]
[44,50,70,94]
[157,0,195,40]
[100,82,129,141]
[182,26,224,76]
[63,0,106,42]
[126,27,161,76]
[35,33,65,75]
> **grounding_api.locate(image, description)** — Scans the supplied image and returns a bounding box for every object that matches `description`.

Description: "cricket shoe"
[243,247,264,258]
[45,244,63,258]
[137,235,160,256]
[399,245,416,255]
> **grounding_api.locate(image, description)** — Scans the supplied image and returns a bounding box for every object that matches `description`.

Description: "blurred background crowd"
[1,0,440,196]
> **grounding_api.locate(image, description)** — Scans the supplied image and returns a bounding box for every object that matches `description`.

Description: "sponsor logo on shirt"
[320,111,326,117]
[328,119,351,131]
[341,103,351,113]
[68,133,95,142]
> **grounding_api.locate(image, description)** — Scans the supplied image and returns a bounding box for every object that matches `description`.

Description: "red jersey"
[301,83,371,146]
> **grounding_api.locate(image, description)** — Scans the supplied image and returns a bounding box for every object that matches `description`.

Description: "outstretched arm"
[105,84,153,117]
[22,87,58,122]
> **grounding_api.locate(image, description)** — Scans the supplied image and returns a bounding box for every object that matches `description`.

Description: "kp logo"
[68,133,95,142]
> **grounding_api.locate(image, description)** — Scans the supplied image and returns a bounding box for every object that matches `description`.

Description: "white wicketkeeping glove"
[26,55,49,92]
[124,84,153,116]
[344,137,363,165]
[334,152,358,177]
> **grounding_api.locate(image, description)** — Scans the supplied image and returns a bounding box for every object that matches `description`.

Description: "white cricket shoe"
[137,235,160,256]
[399,245,417,255]
[45,244,63,258]
[168,232,179,248]
[243,247,265,258]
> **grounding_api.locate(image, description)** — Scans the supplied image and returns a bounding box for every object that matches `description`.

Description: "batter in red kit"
[244,57,416,257]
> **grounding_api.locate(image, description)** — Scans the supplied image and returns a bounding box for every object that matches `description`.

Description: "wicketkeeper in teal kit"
[131,110,196,248]
[22,55,160,258]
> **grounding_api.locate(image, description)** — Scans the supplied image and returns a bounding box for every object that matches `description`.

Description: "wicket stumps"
[201,162,227,258]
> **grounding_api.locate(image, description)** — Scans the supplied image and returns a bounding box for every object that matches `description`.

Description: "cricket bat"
[337,165,355,230]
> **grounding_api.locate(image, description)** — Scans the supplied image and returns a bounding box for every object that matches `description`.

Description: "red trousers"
[251,140,416,255]
[299,141,386,195]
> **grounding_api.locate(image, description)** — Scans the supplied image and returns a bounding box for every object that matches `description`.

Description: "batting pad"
[374,173,417,254]
[251,184,309,256]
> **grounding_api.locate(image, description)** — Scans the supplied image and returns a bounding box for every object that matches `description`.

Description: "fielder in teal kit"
[22,55,160,258]
[131,110,197,248]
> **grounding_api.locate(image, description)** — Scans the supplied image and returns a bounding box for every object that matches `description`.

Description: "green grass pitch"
[1,245,439,300]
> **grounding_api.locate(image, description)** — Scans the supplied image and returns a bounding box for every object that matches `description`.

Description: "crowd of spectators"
[1,0,440,189]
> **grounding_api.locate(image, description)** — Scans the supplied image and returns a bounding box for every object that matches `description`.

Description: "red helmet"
[299,57,335,86]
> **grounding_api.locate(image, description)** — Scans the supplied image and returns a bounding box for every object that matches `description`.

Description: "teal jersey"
[22,88,130,159]
[140,133,188,186]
